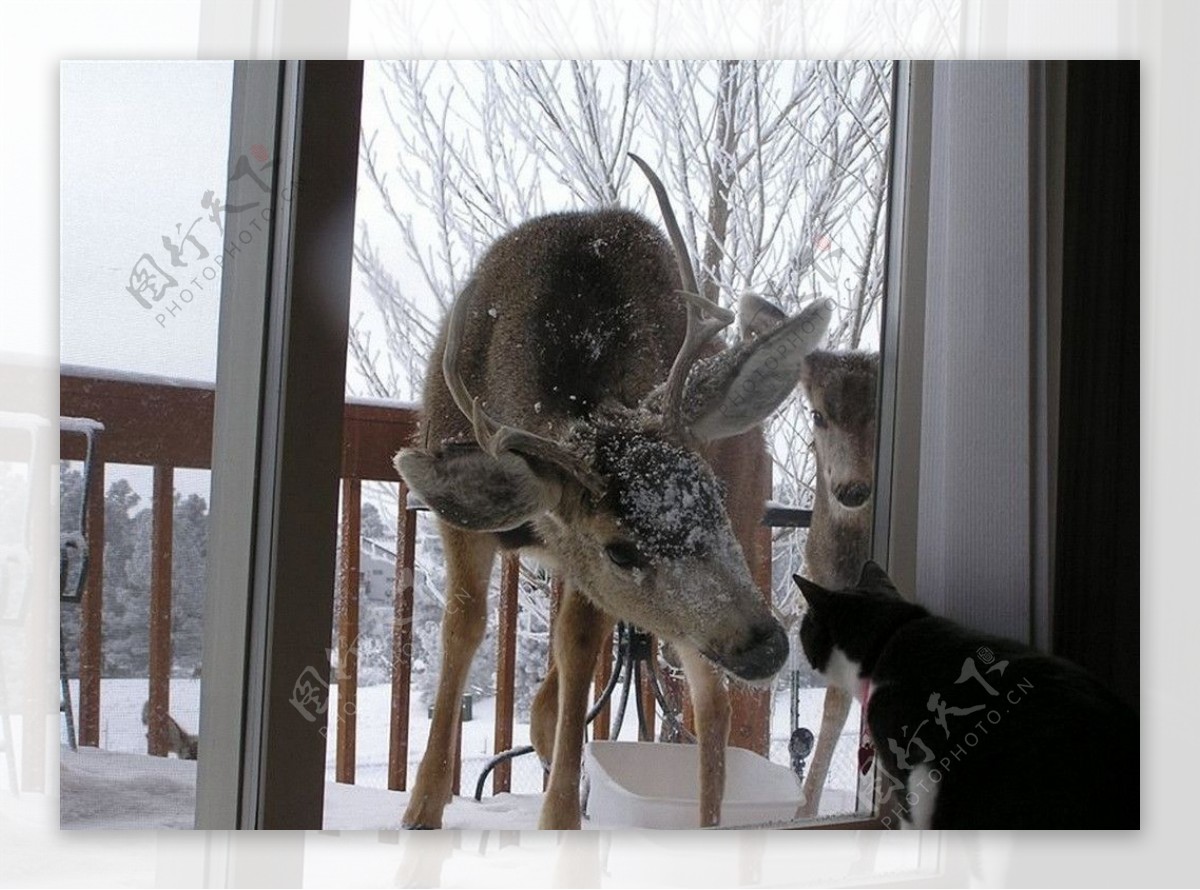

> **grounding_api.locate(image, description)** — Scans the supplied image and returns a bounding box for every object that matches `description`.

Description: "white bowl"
[581,740,806,829]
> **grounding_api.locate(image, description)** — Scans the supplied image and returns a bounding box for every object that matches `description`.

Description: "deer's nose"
[721,619,790,682]
[834,481,872,508]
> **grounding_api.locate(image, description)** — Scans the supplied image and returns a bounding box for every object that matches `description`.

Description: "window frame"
[196,60,363,830]
[195,58,957,831]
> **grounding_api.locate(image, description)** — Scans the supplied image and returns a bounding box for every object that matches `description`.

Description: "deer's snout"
[714,619,790,682]
[833,481,872,509]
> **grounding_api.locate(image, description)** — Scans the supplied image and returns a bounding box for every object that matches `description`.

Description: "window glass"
[59,60,233,829]
[335,61,893,828]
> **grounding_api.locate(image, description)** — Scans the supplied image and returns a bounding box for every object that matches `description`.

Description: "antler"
[628,153,735,438]
[442,284,605,495]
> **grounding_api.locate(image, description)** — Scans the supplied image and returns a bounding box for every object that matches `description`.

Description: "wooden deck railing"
[59,367,780,796]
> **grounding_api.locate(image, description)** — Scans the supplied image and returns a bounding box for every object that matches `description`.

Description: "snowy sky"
[61,62,234,501]
[60,61,233,383]
[60,62,426,390]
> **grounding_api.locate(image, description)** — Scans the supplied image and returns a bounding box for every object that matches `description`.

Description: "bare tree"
[633,60,892,616]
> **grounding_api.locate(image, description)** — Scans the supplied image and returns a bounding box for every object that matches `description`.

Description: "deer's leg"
[799,685,853,818]
[676,645,730,827]
[530,660,558,770]
[402,521,495,829]
[538,586,611,830]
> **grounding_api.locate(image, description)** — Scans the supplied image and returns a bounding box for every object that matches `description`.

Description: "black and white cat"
[795,562,1138,829]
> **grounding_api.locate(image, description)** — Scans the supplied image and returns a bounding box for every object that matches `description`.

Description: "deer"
[393,154,833,829]
[790,348,879,817]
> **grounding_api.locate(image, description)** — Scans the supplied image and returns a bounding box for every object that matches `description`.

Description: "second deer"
[795,347,879,817]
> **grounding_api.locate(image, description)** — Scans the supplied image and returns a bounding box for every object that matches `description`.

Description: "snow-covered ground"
[61,678,864,830]
[60,746,552,830]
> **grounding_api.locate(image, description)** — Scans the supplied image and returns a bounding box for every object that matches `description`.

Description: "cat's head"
[793,561,927,688]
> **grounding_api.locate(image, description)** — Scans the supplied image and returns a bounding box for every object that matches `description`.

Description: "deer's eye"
[605,541,645,570]
[811,410,827,429]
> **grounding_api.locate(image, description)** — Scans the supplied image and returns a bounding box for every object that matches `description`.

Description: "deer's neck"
[805,463,872,591]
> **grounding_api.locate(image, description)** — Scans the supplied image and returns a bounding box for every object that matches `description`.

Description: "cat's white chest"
[825,647,865,697]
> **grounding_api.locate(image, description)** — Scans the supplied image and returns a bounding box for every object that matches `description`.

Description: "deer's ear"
[685,299,833,441]
[394,446,561,532]
[738,292,789,340]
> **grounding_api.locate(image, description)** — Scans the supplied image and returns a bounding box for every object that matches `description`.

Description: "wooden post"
[493,554,519,793]
[591,630,612,741]
[336,477,361,784]
[78,455,105,748]
[388,484,417,791]
[726,436,774,755]
[639,635,656,742]
[147,466,174,756]
[708,429,774,755]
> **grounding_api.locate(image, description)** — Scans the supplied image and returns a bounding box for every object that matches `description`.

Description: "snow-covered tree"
[59,473,209,679]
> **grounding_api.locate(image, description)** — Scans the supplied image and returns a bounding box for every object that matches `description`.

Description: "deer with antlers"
[394,155,831,829]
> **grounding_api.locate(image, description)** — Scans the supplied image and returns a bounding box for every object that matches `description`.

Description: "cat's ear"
[857,560,899,595]
[793,574,832,609]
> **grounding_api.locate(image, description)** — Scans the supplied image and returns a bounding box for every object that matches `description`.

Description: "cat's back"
[868,616,1138,829]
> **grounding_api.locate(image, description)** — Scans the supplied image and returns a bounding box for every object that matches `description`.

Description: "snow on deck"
[60,678,864,830]
[60,747,547,830]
